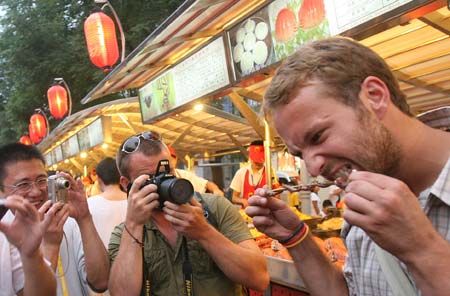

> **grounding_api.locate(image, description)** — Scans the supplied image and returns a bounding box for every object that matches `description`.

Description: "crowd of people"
[1,36,449,296]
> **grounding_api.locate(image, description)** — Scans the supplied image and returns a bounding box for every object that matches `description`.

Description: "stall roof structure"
[39,96,265,172]
[39,0,450,172]
[81,0,450,115]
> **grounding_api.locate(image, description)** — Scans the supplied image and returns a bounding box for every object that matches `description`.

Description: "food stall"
[38,0,450,294]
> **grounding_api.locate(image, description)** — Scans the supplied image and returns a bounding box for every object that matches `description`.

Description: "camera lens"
[56,178,70,189]
[159,178,194,204]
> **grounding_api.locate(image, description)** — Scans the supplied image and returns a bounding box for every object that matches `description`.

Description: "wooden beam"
[69,159,83,172]
[118,113,139,134]
[236,88,264,102]
[89,152,101,164]
[419,10,450,36]
[201,104,249,124]
[228,92,270,140]
[395,71,450,97]
[227,133,248,158]
[170,124,194,147]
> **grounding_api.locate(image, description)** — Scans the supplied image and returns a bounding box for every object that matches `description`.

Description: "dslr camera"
[130,159,194,207]
[48,175,70,203]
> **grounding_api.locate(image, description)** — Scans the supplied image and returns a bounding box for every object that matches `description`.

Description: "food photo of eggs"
[229,12,274,78]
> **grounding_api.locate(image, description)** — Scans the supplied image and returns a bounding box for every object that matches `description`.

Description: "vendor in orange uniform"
[230,140,279,208]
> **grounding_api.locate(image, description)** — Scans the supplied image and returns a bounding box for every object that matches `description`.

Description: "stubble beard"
[355,114,402,177]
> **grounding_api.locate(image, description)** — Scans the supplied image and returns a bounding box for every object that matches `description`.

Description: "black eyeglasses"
[121,131,162,154]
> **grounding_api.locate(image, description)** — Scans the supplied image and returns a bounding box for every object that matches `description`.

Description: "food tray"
[311,229,341,240]
[265,256,307,291]
[303,217,323,229]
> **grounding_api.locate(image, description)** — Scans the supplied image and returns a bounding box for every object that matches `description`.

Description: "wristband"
[278,222,305,244]
[283,224,309,249]
[124,224,143,247]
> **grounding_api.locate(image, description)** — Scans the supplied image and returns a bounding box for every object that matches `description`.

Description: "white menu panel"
[325,0,415,35]
[172,37,230,105]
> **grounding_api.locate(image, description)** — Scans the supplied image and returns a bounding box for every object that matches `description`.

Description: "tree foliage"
[0,0,183,144]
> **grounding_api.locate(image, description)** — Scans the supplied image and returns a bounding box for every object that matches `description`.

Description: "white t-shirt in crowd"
[175,169,208,193]
[87,195,127,248]
[230,164,265,197]
[310,192,321,216]
[0,211,24,296]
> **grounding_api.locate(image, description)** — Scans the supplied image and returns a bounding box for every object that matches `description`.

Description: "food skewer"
[266,166,354,197]
[266,181,337,196]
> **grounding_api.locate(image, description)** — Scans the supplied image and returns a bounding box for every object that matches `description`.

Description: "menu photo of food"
[228,7,274,79]
[139,71,176,123]
[268,0,330,61]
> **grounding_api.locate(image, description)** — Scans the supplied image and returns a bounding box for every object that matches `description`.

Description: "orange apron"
[242,167,266,199]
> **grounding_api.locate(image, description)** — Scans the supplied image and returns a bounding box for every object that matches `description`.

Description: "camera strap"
[182,236,194,296]
[194,192,218,228]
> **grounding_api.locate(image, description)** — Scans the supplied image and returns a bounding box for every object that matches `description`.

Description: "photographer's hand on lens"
[343,171,441,262]
[126,174,160,227]
[162,197,211,241]
[246,187,303,242]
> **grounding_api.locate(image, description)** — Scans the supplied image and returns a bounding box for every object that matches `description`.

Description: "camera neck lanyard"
[141,226,194,296]
[182,236,194,296]
[57,256,69,296]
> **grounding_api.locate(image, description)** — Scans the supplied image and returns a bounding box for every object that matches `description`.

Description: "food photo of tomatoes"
[275,8,298,42]
[269,0,330,60]
[298,0,325,29]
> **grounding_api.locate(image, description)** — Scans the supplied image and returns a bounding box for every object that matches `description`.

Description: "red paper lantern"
[29,113,47,140]
[47,84,68,119]
[19,135,32,145]
[84,11,119,72]
[28,123,42,144]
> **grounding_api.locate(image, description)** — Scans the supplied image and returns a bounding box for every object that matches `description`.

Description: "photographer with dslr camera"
[109,131,269,296]
[0,143,110,295]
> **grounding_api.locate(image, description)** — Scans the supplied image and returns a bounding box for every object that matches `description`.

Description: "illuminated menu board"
[77,116,111,151]
[228,0,416,79]
[77,127,90,151]
[325,0,415,35]
[54,145,63,163]
[62,135,80,158]
[139,37,230,123]
[88,118,104,147]
[45,152,54,166]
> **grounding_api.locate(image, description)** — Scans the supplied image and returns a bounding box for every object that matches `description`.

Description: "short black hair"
[96,157,121,186]
[322,199,333,208]
[250,140,264,146]
[0,143,45,186]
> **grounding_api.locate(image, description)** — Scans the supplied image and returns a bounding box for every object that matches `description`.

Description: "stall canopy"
[39,0,450,173]
[81,0,450,114]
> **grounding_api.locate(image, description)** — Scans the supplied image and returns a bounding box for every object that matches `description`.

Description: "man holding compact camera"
[109,131,269,296]
[0,143,110,296]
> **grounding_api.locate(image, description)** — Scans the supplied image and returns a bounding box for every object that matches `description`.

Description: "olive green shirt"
[109,194,253,296]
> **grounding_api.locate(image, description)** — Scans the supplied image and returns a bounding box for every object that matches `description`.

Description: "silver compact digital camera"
[47,175,70,203]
